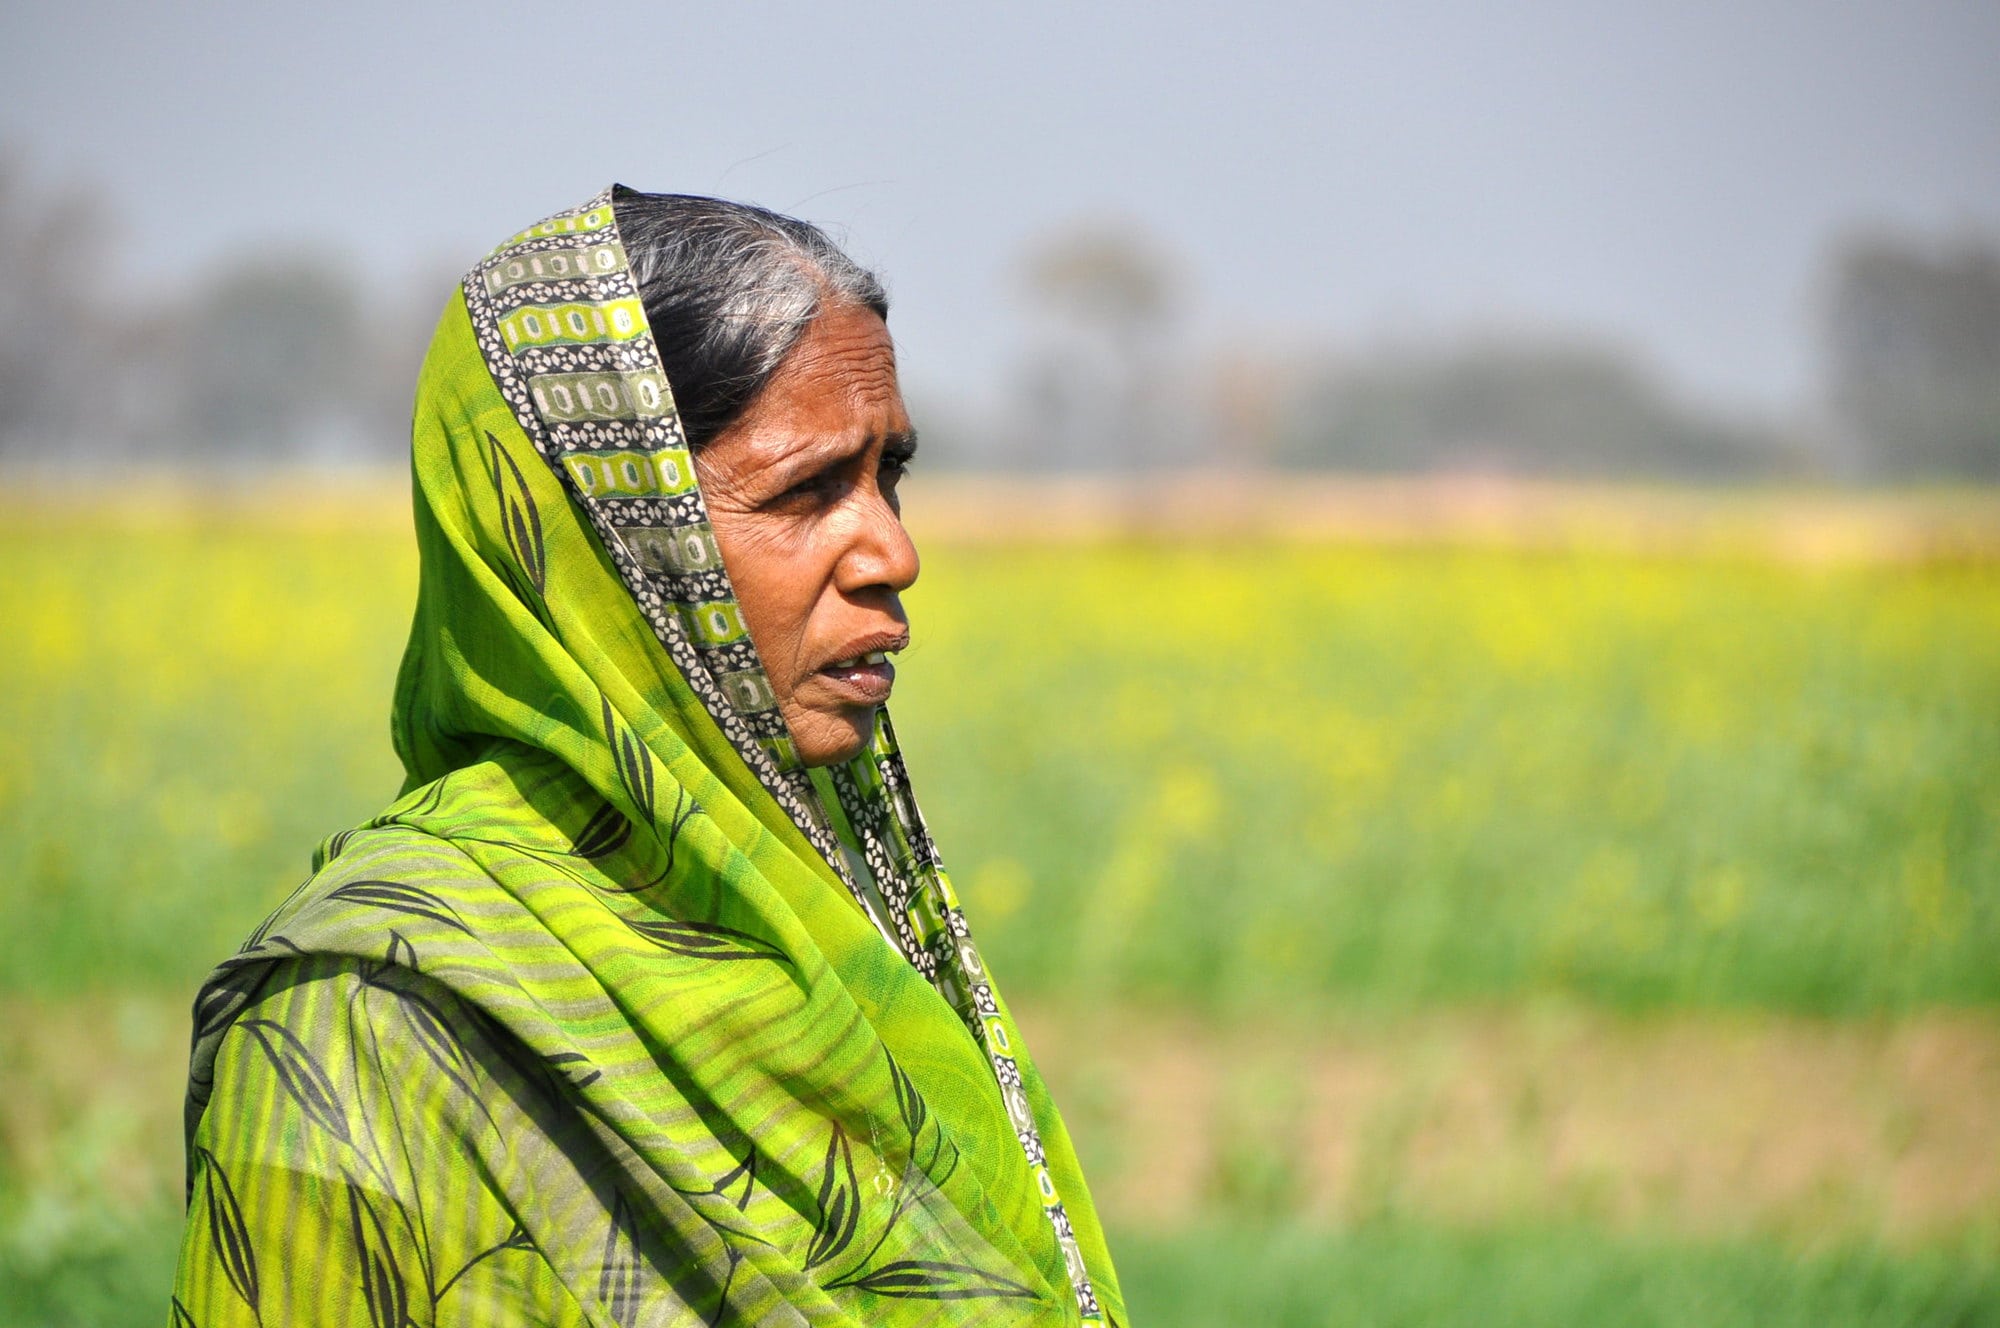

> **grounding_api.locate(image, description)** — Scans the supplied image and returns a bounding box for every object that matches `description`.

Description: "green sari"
[170,189,1126,1327]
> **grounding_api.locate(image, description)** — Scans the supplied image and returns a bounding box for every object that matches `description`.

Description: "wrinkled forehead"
[703,302,908,462]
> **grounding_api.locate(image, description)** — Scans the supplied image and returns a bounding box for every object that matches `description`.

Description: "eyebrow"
[784,426,919,468]
[759,426,920,493]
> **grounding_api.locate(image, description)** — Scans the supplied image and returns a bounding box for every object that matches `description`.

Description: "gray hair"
[612,188,889,451]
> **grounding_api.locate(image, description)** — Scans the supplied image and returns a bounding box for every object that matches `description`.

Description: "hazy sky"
[6,0,1996,414]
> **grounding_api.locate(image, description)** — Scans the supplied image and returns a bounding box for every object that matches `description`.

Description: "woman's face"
[696,301,920,767]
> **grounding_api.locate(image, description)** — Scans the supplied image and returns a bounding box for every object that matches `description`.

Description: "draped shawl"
[171,188,1125,1327]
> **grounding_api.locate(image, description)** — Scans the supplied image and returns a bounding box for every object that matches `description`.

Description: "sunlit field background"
[2,477,1996,1325]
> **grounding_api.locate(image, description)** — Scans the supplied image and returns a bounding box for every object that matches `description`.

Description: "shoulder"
[186,813,522,1118]
[189,947,570,1185]
[204,950,502,1106]
[229,819,497,972]
[178,951,588,1326]
[256,747,592,964]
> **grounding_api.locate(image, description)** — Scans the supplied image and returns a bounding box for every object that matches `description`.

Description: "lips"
[810,634,906,706]
[812,656,895,705]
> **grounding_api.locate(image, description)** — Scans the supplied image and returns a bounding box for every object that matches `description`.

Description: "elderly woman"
[171,189,1126,1327]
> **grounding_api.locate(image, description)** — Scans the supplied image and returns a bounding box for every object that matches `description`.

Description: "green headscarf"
[172,188,1125,1326]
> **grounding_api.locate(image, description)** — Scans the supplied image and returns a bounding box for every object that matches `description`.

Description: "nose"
[835,486,920,598]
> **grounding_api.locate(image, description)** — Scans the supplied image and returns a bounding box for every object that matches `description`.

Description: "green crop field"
[3,485,1997,1324]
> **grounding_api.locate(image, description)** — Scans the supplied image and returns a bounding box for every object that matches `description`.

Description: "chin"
[794,711,875,769]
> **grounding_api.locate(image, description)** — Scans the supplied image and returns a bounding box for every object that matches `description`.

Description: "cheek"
[718,519,838,672]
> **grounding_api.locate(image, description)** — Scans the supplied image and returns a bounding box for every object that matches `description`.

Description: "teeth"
[828,651,892,670]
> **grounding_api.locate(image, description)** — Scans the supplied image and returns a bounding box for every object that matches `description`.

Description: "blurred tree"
[1015,220,1182,469]
[1276,337,1781,479]
[1205,344,1320,469]
[0,157,114,460]
[1024,223,1174,332]
[169,256,369,459]
[346,261,460,462]
[1823,230,2000,480]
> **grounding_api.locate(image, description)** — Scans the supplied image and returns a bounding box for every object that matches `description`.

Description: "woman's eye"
[770,470,847,512]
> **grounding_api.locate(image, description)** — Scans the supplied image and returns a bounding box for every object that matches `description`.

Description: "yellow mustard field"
[2,488,1995,1014]
[5,487,2000,1327]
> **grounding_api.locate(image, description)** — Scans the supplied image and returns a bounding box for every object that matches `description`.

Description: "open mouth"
[812,647,899,705]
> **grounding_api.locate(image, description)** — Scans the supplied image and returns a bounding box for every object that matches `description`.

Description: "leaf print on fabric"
[382,930,420,974]
[237,870,318,954]
[438,1225,536,1301]
[672,1148,775,1254]
[213,937,304,975]
[568,799,634,860]
[595,785,701,895]
[545,1050,602,1089]
[237,1019,352,1146]
[660,784,697,859]
[624,918,792,964]
[485,430,547,596]
[804,1125,860,1271]
[597,1189,644,1328]
[240,909,280,955]
[194,964,276,1043]
[375,982,490,1117]
[387,779,449,823]
[345,1177,413,1328]
[886,1054,928,1139]
[670,1145,769,1231]
[194,1145,260,1322]
[464,1005,570,1110]
[327,880,472,935]
[884,1051,961,1181]
[716,1149,757,1213]
[826,1259,1038,1303]
[602,696,655,823]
